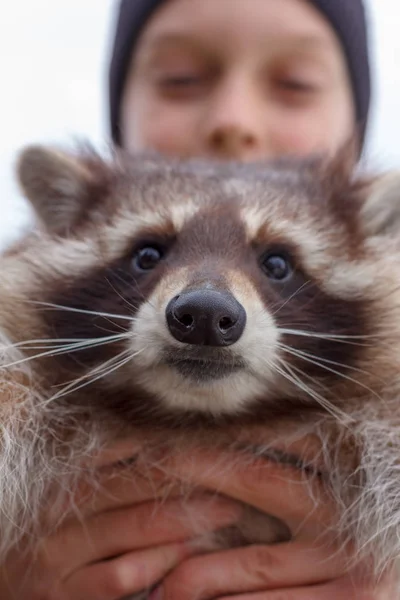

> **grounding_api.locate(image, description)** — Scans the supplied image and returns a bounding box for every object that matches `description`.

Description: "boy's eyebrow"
[133,33,212,68]
[137,33,207,54]
[283,35,337,55]
[139,31,334,55]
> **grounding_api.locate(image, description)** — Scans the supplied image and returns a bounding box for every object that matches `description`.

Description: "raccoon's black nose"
[166,290,246,347]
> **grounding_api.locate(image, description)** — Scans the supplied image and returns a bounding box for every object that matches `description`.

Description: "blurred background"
[0,0,398,248]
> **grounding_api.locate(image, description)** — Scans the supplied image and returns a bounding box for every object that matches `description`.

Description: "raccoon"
[2,145,400,592]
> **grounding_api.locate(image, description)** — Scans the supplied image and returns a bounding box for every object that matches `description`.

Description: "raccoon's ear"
[16,145,110,235]
[360,171,400,237]
[317,136,358,196]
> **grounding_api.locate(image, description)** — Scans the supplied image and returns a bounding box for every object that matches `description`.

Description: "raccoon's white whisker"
[43,348,140,404]
[4,337,95,349]
[283,361,352,423]
[105,277,143,314]
[107,272,158,313]
[27,301,137,323]
[275,358,329,409]
[56,351,141,400]
[274,359,338,418]
[88,310,131,336]
[280,344,378,396]
[279,343,360,385]
[111,272,159,313]
[270,281,311,317]
[50,349,134,390]
[10,335,129,350]
[277,342,381,382]
[274,357,350,422]
[279,344,383,402]
[1,334,130,370]
[278,328,373,346]
[92,321,129,336]
[284,361,331,395]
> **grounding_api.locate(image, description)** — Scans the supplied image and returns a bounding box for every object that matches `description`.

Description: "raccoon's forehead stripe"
[124,200,201,234]
[168,200,202,232]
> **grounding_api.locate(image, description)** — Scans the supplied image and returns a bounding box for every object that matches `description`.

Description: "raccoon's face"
[5,146,400,425]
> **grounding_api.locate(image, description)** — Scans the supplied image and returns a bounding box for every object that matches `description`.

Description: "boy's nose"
[203,77,269,161]
[208,126,260,161]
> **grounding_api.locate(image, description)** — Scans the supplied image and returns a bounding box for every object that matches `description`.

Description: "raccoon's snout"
[166,289,246,347]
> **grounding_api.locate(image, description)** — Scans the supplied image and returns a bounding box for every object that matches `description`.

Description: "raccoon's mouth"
[164,348,245,382]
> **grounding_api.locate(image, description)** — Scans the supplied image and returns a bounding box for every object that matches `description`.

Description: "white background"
[0,0,399,248]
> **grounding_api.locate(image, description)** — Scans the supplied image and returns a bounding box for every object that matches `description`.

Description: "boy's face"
[121,0,355,161]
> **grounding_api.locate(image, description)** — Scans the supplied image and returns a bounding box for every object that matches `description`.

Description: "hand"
[152,447,399,600]
[0,459,243,600]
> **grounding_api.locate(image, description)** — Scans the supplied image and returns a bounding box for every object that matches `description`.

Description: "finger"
[63,542,191,600]
[157,449,334,538]
[217,576,391,600]
[60,436,179,519]
[71,468,182,517]
[40,495,243,578]
[86,438,145,468]
[160,540,353,600]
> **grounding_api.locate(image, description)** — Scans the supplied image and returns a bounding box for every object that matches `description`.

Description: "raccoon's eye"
[134,246,164,271]
[261,253,292,281]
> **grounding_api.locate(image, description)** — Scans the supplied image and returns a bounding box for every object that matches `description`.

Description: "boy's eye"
[157,73,210,97]
[276,78,317,93]
[269,59,325,100]
[160,75,203,86]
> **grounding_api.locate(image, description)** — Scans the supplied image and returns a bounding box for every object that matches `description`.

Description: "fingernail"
[149,585,164,600]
